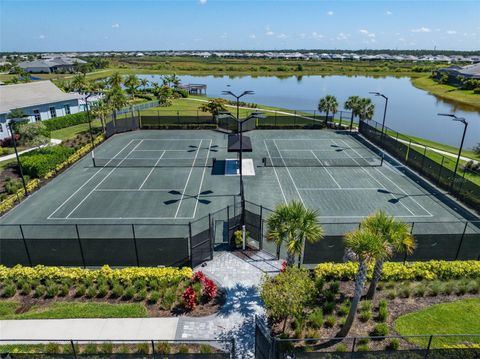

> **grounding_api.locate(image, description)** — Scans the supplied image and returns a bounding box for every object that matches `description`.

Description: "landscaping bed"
[261,261,480,353]
[0,266,222,318]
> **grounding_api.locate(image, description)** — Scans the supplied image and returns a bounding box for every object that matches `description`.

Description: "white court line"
[192,139,213,218]
[338,138,433,217]
[264,140,287,203]
[299,187,386,191]
[138,151,166,190]
[139,138,209,141]
[174,139,203,218]
[311,150,341,189]
[47,139,135,219]
[135,149,192,152]
[55,216,195,220]
[334,139,416,216]
[272,139,305,205]
[65,140,144,219]
[317,214,434,219]
[95,188,183,192]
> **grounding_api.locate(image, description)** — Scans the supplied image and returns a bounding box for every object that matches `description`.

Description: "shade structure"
[227,134,253,152]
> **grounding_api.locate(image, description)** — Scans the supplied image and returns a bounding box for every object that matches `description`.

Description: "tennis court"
[0,129,476,226]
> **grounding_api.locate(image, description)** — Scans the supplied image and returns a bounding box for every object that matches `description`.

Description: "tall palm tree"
[361,211,416,300]
[357,98,375,121]
[266,201,323,267]
[318,95,338,126]
[108,72,123,88]
[71,73,88,93]
[124,74,140,99]
[139,78,149,91]
[337,228,386,338]
[344,96,361,130]
[91,100,112,132]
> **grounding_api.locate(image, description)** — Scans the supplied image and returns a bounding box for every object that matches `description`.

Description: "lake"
[139,74,479,150]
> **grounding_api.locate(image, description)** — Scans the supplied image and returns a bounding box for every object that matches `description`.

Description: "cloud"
[311,31,323,39]
[359,29,375,38]
[336,32,349,40]
[198,0,207,4]
[265,26,274,36]
[277,33,287,39]
[38,34,46,39]
[411,27,431,33]
[111,23,120,28]
[359,29,369,34]
[386,10,392,15]
[249,34,256,39]
[327,11,334,16]
[446,30,457,35]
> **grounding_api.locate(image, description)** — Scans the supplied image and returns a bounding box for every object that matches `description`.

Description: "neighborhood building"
[18,57,87,73]
[437,62,480,80]
[0,81,81,139]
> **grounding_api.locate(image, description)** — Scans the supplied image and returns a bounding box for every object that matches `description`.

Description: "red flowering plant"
[192,271,217,303]
[182,286,196,311]
[192,271,206,283]
[280,260,287,273]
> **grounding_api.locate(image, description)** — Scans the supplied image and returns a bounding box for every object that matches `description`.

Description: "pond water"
[139,74,479,149]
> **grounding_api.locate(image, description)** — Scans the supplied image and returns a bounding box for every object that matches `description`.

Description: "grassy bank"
[411,76,480,110]
[50,119,102,140]
[0,301,147,320]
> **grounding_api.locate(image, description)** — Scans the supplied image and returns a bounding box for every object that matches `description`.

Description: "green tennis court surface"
[0,130,477,231]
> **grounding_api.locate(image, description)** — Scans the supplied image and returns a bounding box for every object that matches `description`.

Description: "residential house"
[18,57,87,73]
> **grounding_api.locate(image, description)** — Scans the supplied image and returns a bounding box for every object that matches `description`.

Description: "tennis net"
[262,156,383,167]
[93,157,215,168]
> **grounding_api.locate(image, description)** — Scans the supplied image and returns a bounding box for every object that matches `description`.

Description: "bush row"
[0,135,105,215]
[314,260,480,281]
[21,146,75,178]
[43,112,89,131]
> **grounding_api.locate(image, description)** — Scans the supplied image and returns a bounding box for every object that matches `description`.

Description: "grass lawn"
[411,77,480,111]
[51,120,102,140]
[394,298,480,348]
[0,301,148,320]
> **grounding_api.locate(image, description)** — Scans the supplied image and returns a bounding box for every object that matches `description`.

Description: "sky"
[1,0,479,52]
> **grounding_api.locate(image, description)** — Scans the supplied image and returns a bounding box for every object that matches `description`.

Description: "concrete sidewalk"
[0,139,62,162]
[0,317,179,341]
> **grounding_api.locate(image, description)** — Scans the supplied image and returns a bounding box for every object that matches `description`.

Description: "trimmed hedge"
[315,261,480,281]
[20,146,75,178]
[43,112,89,131]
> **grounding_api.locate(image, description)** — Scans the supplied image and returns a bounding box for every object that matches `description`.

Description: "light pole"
[217,111,264,226]
[438,113,469,178]
[7,119,28,196]
[369,92,388,144]
[84,93,95,148]
[221,90,254,121]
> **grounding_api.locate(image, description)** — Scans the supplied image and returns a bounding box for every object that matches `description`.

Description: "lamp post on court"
[221,90,254,121]
[84,93,95,149]
[438,113,469,179]
[369,92,388,144]
[7,119,28,196]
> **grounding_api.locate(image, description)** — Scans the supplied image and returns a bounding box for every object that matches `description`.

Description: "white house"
[0,81,81,139]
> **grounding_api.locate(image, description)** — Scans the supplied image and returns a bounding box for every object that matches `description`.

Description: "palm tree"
[361,211,416,300]
[139,78,149,91]
[344,96,361,130]
[318,95,338,126]
[124,74,140,99]
[90,100,112,132]
[71,73,88,93]
[105,85,127,113]
[357,98,375,121]
[266,201,323,267]
[108,72,123,88]
[336,227,386,338]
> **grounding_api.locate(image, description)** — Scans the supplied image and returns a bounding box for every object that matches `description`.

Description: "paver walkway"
[176,251,282,358]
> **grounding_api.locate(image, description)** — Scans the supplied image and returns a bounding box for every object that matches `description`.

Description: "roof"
[18,57,87,69]
[439,63,480,78]
[0,81,80,115]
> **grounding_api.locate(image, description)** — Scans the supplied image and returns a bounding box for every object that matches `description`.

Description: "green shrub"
[357,344,369,351]
[111,284,124,298]
[335,343,348,352]
[443,281,457,295]
[371,323,389,337]
[2,283,16,298]
[386,290,396,299]
[324,315,336,328]
[413,284,426,297]
[398,284,411,298]
[135,288,147,301]
[136,343,150,354]
[386,338,400,350]
[338,300,350,316]
[427,281,442,296]
[99,343,113,354]
[34,285,46,298]
[200,344,212,354]
[329,281,340,293]
[178,344,189,354]
[323,301,336,314]
[43,112,89,131]
[21,146,75,178]
[308,309,324,329]
[75,284,86,297]
[467,280,480,294]
[324,290,336,302]
[377,306,388,322]
[123,286,135,300]
[118,344,130,354]
[161,287,177,310]
[20,281,32,295]
[85,286,97,298]
[358,310,372,322]
[360,301,372,312]
[148,291,161,304]
[97,284,109,298]
[378,299,387,309]
[44,343,61,354]
[45,283,59,298]
[156,342,171,354]
[82,343,97,355]
[358,337,369,345]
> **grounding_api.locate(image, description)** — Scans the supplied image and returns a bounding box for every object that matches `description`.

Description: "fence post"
[231,338,236,359]
[151,340,155,355]
[19,225,32,266]
[351,337,357,353]
[70,340,77,359]
[188,222,193,267]
[259,205,263,250]
[75,224,86,269]
[454,221,469,260]
[209,213,213,258]
[421,146,427,171]
[438,157,445,183]
[131,224,140,267]
[406,140,411,163]
[425,335,433,358]
[177,110,180,124]
[405,222,415,264]
[274,111,277,127]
